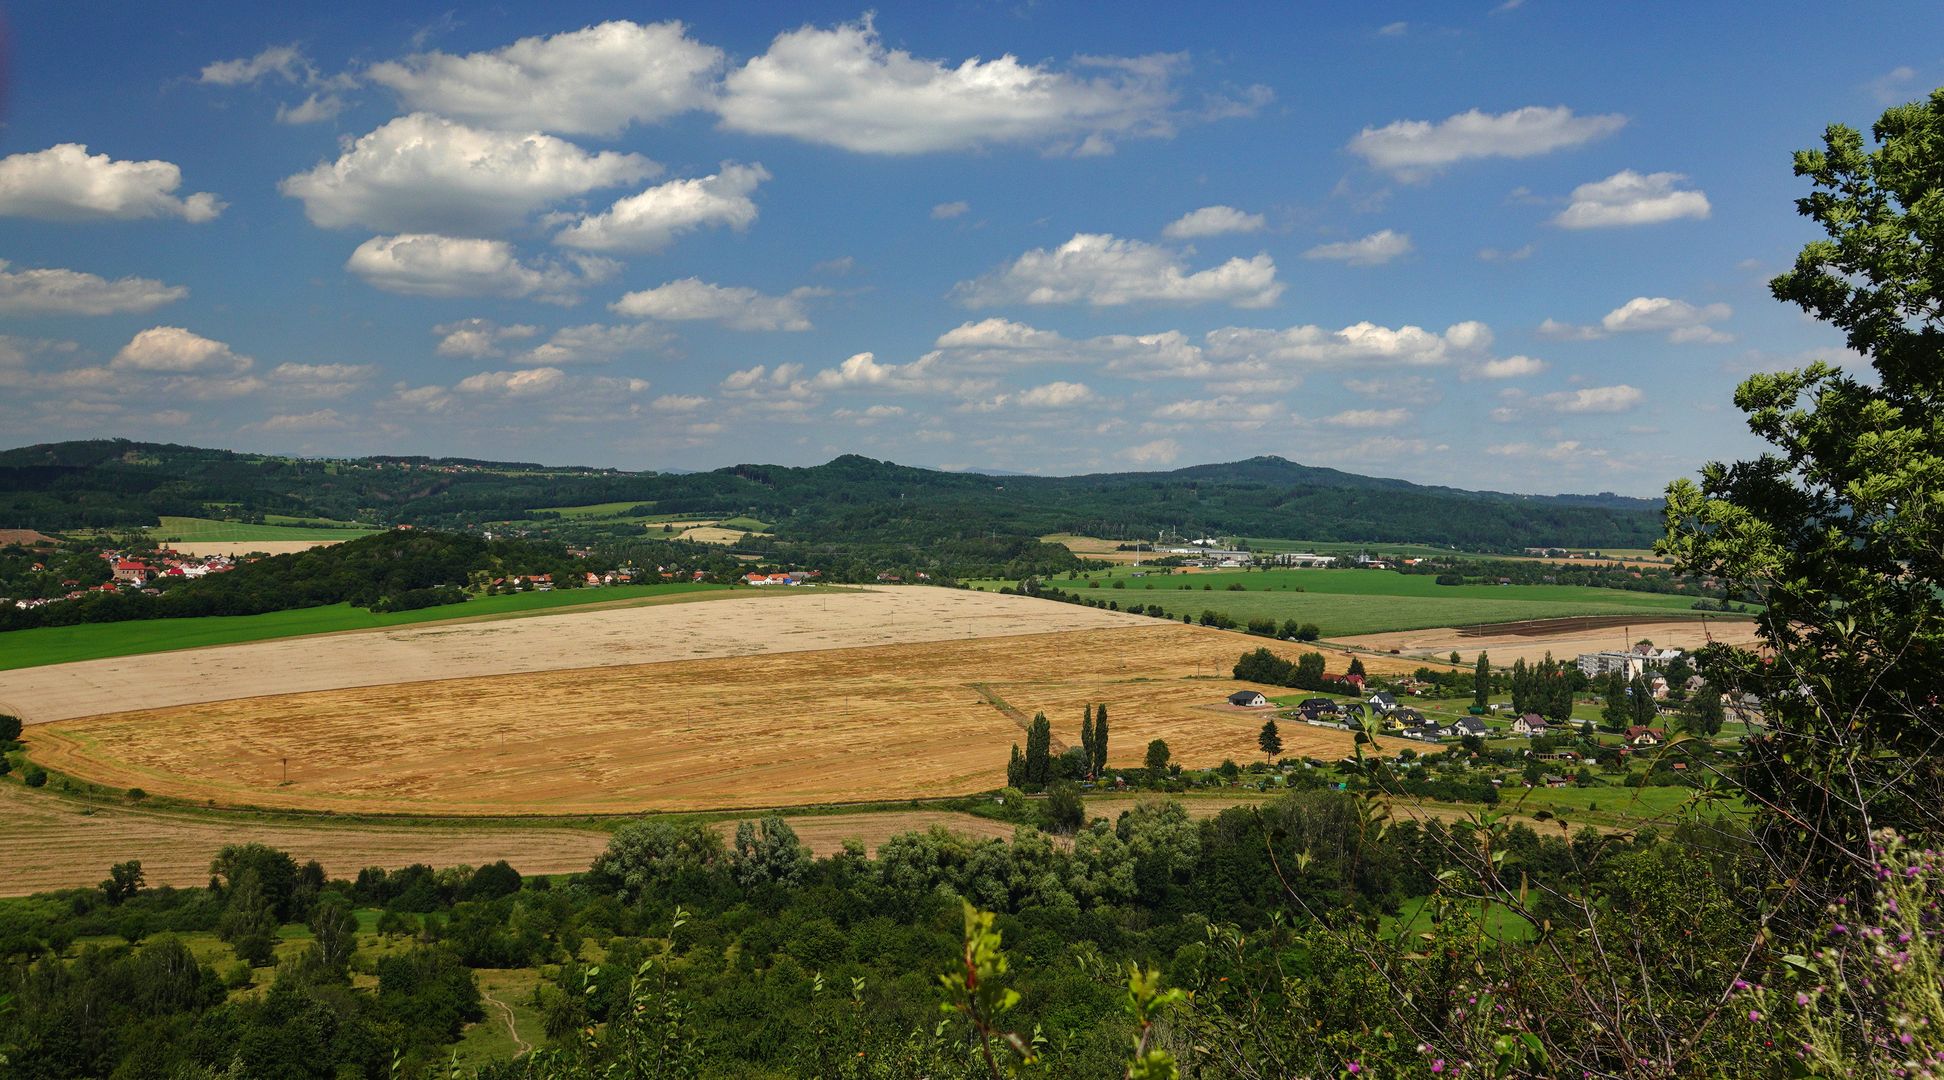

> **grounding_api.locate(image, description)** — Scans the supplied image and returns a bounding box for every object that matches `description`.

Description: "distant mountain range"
[0,439,1664,550]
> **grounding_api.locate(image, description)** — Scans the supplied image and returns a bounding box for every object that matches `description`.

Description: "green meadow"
[976,566,1729,637]
[0,582,729,671]
[149,515,382,542]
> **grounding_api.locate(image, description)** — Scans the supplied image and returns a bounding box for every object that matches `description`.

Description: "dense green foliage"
[1663,88,1944,886]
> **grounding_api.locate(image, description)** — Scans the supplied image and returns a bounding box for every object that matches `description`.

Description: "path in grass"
[0,581,732,671]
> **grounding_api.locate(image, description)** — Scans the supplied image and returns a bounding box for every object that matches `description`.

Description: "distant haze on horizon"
[0,2,1918,496]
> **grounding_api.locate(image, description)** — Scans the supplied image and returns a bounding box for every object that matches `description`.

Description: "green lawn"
[536,500,657,518]
[0,582,732,670]
[150,516,382,542]
[717,515,771,531]
[979,566,1728,637]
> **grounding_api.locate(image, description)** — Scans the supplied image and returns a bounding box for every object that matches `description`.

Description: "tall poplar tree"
[1080,704,1096,776]
[1473,652,1490,709]
[1092,703,1109,776]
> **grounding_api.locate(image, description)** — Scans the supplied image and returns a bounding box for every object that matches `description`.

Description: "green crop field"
[975,566,1724,637]
[536,500,658,519]
[149,516,382,542]
[717,515,771,531]
[0,582,729,670]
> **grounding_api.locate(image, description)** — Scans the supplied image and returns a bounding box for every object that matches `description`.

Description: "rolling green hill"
[0,439,1663,552]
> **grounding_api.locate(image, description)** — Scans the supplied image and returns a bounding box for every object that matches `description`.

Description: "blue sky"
[0,2,1929,494]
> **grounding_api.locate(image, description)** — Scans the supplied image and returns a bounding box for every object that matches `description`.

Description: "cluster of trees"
[1507,653,1585,720]
[1407,555,1761,605]
[1231,646,1357,693]
[1006,705,1108,791]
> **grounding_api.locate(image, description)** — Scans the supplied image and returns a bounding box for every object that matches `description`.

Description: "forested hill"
[0,439,1662,550]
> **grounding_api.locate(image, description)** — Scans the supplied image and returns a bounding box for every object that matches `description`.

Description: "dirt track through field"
[0,587,1141,724]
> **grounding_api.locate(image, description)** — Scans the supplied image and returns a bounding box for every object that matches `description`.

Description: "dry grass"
[0,780,610,896]
[1336,616,1763,667]
[27,614,1394,816]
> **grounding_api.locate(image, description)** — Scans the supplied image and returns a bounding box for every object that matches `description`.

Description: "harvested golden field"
[678,525,771,544]
[26,613,1383,816]
[163,539,349,557]
[0,780,609,896]
[0,587,1138,724]
[1336,615,1762,667]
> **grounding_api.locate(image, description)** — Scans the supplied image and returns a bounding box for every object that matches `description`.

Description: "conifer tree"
[1258,718,1282,762]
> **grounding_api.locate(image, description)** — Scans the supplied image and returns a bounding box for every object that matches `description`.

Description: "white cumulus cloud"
[456,367,570,396]
[367,20,723,136]
[716,17,1191,155]
[1302,229,1413,266]
[1541,384,1643,414]
[1162,205,1265,239]
[1348,105,1625,176]
[432,318,542,359]
[1122,438,1182,466]
[1323,407,1409,427]
[0,144,223,222]
[931,200,970,220]
[111,327,252,373]
[281,114,656,233]
[1552,170,1711,228]
[1474,355,1547,379]
[0,262,187,315]
[611,277,817,331]
[956,233,1282,309]
[554,163,768,253]
[1204,320,1490,367]
[515,323,670,366]
[346,234,606,304]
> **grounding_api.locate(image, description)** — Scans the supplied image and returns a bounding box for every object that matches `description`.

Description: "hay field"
[1338,615,1763,666]
[162,539,351,557]
[0,587,1137,723]
[0,781,609,896]
[25,613,1390,816]
[678,525,770,544]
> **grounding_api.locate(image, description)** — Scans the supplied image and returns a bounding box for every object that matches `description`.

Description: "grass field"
[23,614,1404,815]
[0,582,728,671]
[150,515,382,542]
[980,566,1712,637]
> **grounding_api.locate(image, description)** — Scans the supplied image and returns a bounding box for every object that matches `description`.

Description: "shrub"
[23,765,47,788]
[0,713,21,743]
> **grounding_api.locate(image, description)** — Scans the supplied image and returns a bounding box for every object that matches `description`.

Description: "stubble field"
[18,591,1411,816]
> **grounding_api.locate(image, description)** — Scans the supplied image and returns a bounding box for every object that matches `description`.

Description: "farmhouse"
[1510,713,1550,737]
[1626,725,1669,747]
[1227,690,1268,708]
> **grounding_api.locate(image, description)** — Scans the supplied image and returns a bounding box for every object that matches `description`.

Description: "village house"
[1510,713,1550,737]
[1625,725,1668,748]
[1227,690,1268,708]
